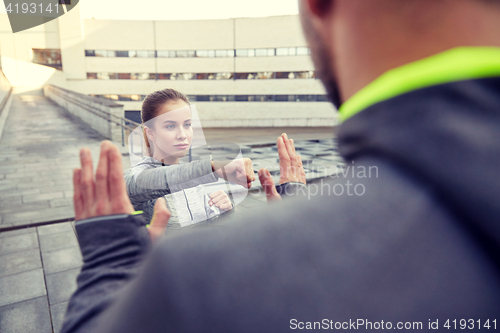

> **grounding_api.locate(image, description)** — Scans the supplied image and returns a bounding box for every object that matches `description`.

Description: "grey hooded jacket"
[124,157,228,229]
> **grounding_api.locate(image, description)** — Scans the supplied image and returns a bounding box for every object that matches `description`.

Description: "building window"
[276,48,288,56]
[215,50,227,57]
[157,73,171,79]
[196,50,208,57]
[235,49,248,57]
[157,51,169,58]
[116,51,129,57]
[297,47,310,56]
[255,48,268,57]
[87,71,315,80]
[117,73,131,79]
[94,94,329,102]
[85,47,311,58]
[32,49,62,69]
[95,50,107,57]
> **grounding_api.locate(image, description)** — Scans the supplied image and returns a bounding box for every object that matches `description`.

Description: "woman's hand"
[208,190,233,211]
[212,158,255,189]
[258,133,307,203]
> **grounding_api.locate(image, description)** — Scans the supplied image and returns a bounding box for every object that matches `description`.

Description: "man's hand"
[73,141,170,241]
[208,190,233,211]
[258,133,307,203]
[212,158,255,189]
[73,141,134,220]
[149,198,170,242]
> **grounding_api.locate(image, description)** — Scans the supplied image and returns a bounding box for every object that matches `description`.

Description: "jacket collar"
[339,47,500,122]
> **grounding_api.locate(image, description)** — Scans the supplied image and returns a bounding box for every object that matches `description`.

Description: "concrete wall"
[0,70,11,109]
[43,85,125,143]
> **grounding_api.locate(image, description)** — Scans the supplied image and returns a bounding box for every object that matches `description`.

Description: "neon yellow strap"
[339,47,500,122]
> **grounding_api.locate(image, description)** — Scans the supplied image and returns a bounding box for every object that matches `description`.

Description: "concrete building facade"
[0,6,337,127]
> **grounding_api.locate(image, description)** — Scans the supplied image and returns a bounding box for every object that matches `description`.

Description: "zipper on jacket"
[182,190,193,220]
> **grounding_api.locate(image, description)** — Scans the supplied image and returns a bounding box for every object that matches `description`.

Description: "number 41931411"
[444,319,497,330]
[5,3,60,14]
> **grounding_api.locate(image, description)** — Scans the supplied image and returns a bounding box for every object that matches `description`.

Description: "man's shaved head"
[299,0,500,106]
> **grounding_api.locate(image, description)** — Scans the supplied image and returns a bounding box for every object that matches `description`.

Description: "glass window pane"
[106,94,119,100]
[131,94,141,101]
[157,51,169,58]
[236,49,248,57]
[275,72,290,79]
[120,95,132,101]
[87,73,97,79]
[107,51,116,57]
[216,95,227,102]
[275,95,288,102]
[187,51,196,57]
[118,73,130,79]
[196,50,208,57]
[296,95,310,102]
[129,50,137,57]
[116,51,128,57]
[85,50,95,57]
[226,95,235,102]
[255,48,267,57]
[196,73,208,80]
[248,49,255,57]
[157,73,170,80]
[177,50,188,58]
[316,95,328,102]
[208,50,215,58]
[215,50,227,57]
[97,72,110,79]
[297,47,309,56]
[216,73,233,80]
[235,73,249,80]
[95,50,107,57]
[235,95,248,102]
[256,72,273,79]
[288,47,296,56]
[267,48,275,56]
[227,50,235,57]
[168,51,176,57]
[209,95,216,102]
[276,48,288,56]
[136,50,148,58]
[187,95,197,101]
[197,95,209,101]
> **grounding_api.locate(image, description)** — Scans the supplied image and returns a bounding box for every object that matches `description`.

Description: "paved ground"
[0,91,340,332]
[0,93,119,229]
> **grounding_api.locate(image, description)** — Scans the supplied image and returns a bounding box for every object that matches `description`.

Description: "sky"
[1,0,299,20]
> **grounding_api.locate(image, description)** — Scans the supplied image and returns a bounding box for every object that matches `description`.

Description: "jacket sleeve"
[125,159,219,208]
[60,214,151,333]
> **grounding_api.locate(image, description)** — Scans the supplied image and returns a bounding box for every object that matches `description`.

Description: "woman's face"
[146,99,193,163]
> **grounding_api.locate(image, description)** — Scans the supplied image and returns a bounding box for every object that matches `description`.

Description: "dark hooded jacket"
[62,47,500,333]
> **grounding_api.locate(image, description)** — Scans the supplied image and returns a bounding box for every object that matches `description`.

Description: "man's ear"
[305,0,334,18]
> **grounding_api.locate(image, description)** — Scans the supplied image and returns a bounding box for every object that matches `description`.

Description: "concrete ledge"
[43,85,129,144]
